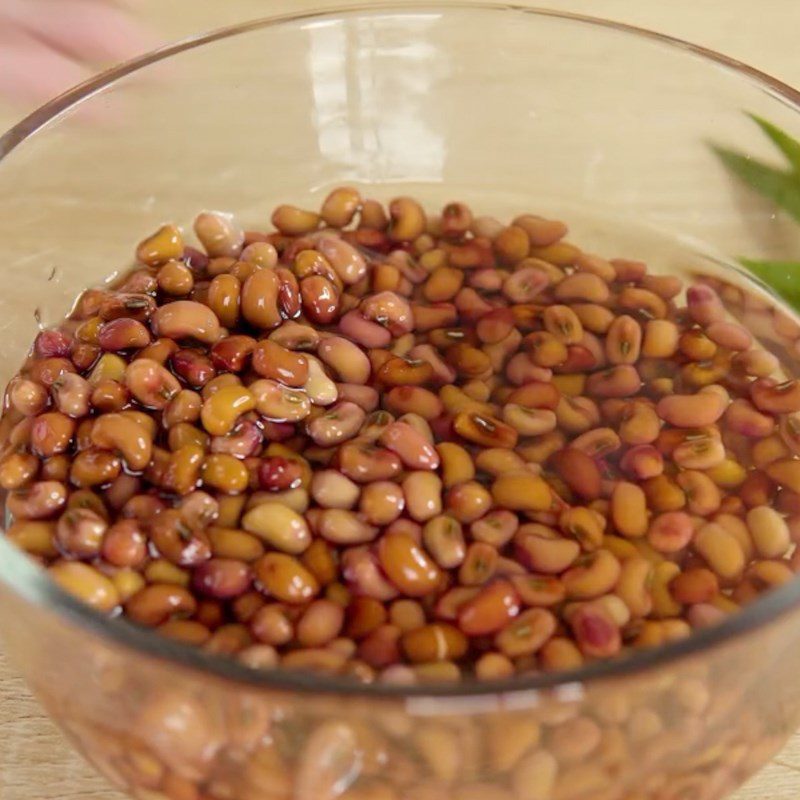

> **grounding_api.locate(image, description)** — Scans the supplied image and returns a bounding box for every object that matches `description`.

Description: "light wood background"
[2,2,800,798]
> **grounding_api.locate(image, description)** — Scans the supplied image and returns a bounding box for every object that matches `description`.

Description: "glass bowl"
[2,5,800,800]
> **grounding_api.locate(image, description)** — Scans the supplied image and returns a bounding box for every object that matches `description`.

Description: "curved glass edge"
[1,1,800,700]
[4,0,800,157]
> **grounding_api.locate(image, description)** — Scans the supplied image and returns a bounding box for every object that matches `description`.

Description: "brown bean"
[307,402,366,447]
[49,562,120,612]
[310,469,360,510]
[378,533,442,596]
[151,300,221,344]
[205,273,241,329]
[254,553,320,604]
[316,235,368,285]
[7,480,67,520]
[30,412,75,457]
[611,481,648,538]
[0,452,38,490]
[549,447,602,500]
[657,391,726,428]
[241,269,281,329]
[126,584,197,626]
[102,519,148,567]
[724,398,774,438]
[491,471,551,512]
[459,579,521,635]
[250,379,311,423]
[125,358,181,410]
[194,211,244,258]
[516,531,579,574]
[148,508,211,566]
[272,204,320,235]
[423,515,466,569]
[193,558,252,599]
[388,197,427,242]
[69,449,122,488]
[337,443,402,483]
[746,505,791,558]
[54,507,106,558]
[605,315,641,364]
[586,365,641,398]
[359,481,405,526]
[242,503,311,553]
[9,378,48,416]
[302,355,339,406]
[317,336,371,384]
[402,471,443,522]
[694,522,746,581]
[317,508,379,545]
[320,186,361,227]
[379,420,440,470]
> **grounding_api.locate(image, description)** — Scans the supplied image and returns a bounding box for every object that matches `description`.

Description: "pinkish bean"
[379,421,440,470]
[686,285,725,325]
[647,511,694,553]
[724,399,775,437]
[751,378,800,414]
[407,344,457,384]
[124,358,180,410]
[672,434,726,469]
[505,353,552,386]
[306,401,366,447]
[502,268,549,303]
[657,392,726,428]
[338,311,392,348]
[619,445,664,480]
[317,336,371,384]
[360,291,414,336]
[342,546,399,601]
[210,419,262,458]
[335,384,379,412]
[705,321,753,351]
[605,315,641,365]
[151,301,221,344]
[52,373,91,418]
[571,427,622,458]
[586,366,642,398]
[315,235,368,285]
[733,348,779,378]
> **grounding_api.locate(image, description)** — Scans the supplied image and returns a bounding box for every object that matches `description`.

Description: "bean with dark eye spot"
[360,291,414,336]
[149,509,212,567]
[307,402,366,447]
[210,419,263,458]
[125,359,181,409]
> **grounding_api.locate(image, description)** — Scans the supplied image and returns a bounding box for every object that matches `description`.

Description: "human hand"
[0,0,155,108]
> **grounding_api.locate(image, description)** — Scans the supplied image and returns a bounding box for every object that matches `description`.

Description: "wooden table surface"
[2,2,800,798]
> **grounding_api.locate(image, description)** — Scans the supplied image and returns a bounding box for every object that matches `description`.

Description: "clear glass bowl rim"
[2,1,800,699]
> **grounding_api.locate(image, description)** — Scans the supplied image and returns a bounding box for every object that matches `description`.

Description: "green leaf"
[748,113,800,175]
[711,144,800,223]
[740,257,800,310]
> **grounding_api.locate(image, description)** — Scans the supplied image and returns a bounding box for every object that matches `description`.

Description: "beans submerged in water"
[4,191,800,694]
